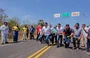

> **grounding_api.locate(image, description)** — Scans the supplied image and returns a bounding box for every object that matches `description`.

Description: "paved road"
[40,46,90,58]
[0,40,90,58]
[0,40,46,58]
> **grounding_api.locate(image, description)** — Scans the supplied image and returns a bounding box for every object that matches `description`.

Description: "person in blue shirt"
[51,26,57,45]
[30,25,35,40]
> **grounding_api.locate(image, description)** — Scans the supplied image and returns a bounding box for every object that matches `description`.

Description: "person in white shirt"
[43,22,51,46]
[56,23,63,48]
[0,22,9,45]
[38,24,44,43]
[49,24,54,45]
[81,24,88,47]
[82,26,90,55]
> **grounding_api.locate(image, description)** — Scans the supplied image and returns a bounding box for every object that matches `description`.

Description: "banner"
[54,13,60,18]
[62,13,70,17]
[71,12,80,16]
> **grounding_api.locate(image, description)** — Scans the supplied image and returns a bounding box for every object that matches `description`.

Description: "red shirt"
[37,25,41,34]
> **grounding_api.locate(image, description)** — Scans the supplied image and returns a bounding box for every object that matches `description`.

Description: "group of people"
[0,22,35,44]
[36,22,90,55]
[0,22,20,44]
[0,22,90,55]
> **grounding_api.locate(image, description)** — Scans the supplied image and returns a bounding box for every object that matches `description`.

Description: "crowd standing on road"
[0,22,90,55]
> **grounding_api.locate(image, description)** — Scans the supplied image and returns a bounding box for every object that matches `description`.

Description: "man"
[26,26,29,39]
[22,25,27,40]
[81,24,88,47]
[38,24,44,44]
[0,22,9,45]
[13,24,20,43]
[56,23,63,48]
[83,26,90,55]
[42,22,51,46]
[30,25,35,40]
[63,24,73,48]
[36,24,41,41]
[52,26,57,45]
[73,23,82,49]
[49,24,53,45]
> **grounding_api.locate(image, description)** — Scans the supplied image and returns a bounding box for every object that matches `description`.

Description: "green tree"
[0,9,8,23]
[38,19,44,25]
[7,18,21,39]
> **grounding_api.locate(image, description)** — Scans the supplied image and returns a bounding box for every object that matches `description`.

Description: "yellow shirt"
[13,26,19,31]
[23,27,27,33]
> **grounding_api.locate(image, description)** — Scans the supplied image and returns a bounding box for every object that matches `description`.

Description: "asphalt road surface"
[0,40,90,58]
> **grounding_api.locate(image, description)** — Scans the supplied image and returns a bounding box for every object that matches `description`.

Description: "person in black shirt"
[63,24,73,48]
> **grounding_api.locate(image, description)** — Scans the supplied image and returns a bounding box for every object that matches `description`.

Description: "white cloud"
[21,15,37,24]
[22,15,32,19]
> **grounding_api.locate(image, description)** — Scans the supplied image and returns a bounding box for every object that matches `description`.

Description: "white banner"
[54,13,60,18]
[71,12,80,16]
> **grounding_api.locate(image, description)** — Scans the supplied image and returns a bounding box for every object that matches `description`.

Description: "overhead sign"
[71,12,80,16]
[54,13,60,18]
[62,13,70,17]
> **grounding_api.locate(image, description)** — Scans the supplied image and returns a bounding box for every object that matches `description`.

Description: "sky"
[0,0,90,27]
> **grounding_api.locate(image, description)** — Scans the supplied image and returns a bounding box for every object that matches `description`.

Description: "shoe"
[2,43,4,45]
[14,41,18,43]
[39,42,41,44]
[82,45,85,47]
[52,44,54,46]
[5,42,9,44]
[60,44,63,46]
[77,48,79,50]
[57,46,59,48]
[73,47,77,49]
[48,44,51,46]
[86,52,90,55]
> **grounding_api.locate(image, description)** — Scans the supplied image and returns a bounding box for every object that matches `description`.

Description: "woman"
[13,24,20,43]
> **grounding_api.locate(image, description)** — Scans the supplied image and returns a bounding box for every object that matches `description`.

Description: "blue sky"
[0,0,90,27]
